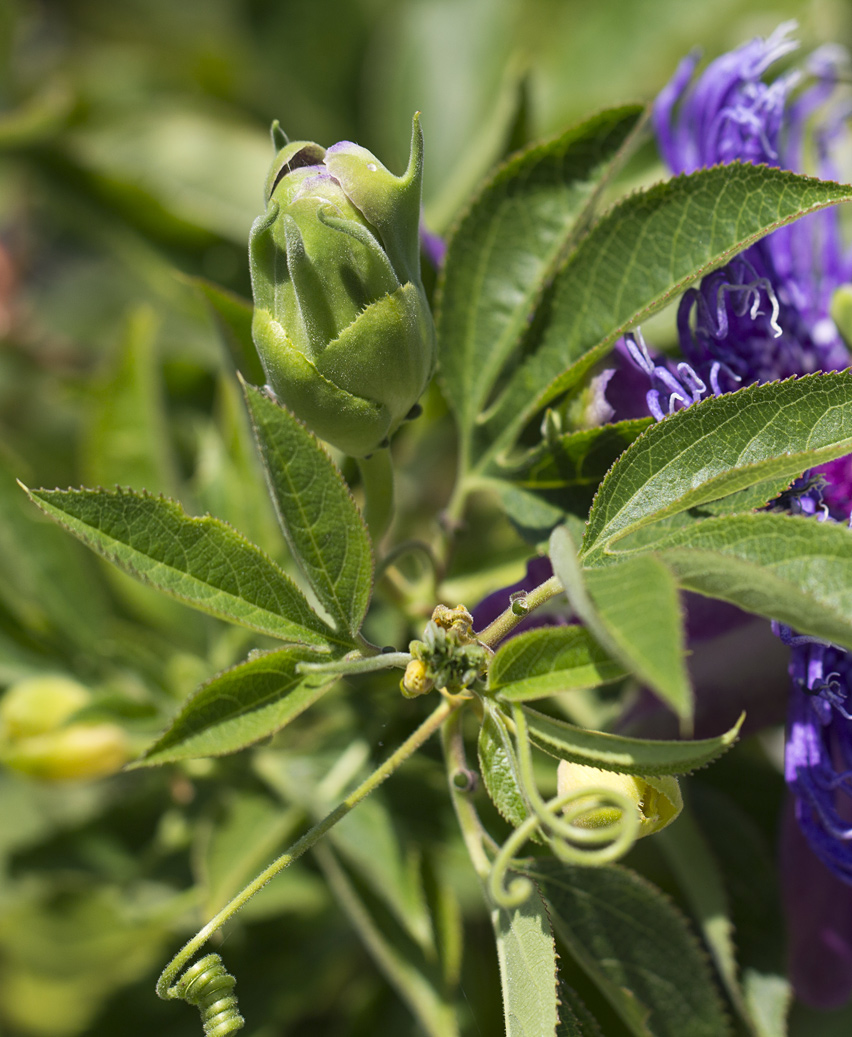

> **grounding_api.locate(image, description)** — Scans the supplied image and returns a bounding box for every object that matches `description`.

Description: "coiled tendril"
[487,704,641,908]
[170,954,244,1036]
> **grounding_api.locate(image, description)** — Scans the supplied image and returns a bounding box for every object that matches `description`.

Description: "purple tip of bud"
[323,140,359,158]
[471,556,564,636]
[782,800,852,1008]
[420,222,446,269]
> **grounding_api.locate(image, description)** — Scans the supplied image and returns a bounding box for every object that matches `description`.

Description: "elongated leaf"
[645,512,852,650]
[478,702,530,830]
[509,418,653,515]
[520,705,742,775]
[82,305,178,497]
[550,526,691,717]
[329,794,434,952]
[558,983,605,1037]
[437,106,645,437]
[243,383,374,637]
[489,625,626,701]
[192,374,281,556]
[492,879,560,1037]
[0,457,109,652]
[656,809,745,1026]
[137,647,337,764]
[480,167,852,462]
[254,745,434,950]
[584,555,691,717]
[528,860,732,1037]
[188,275,265,384]
[315,843,459,1037]
[692,784,790,1037]
[582,371,852,562]
[494,480,571,543]
[23,486,335,648]
[197,791,322,922]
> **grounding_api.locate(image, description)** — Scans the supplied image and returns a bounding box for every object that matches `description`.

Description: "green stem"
[298,651,411,676]
[157,693,464,1000]
[441,709,492,879]
[476,574,564,647]
[357,449,395,545]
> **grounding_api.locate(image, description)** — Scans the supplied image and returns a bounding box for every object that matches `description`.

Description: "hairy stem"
[157,693,465,1000]
[476,574,564,647]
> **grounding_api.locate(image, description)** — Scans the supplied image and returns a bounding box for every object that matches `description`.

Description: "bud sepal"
[250,115,435,457]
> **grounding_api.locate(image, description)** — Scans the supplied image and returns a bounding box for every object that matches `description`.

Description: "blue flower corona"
[629,23,852,1005]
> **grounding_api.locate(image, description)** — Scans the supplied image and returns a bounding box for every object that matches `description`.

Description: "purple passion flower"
[625,25,852,1004]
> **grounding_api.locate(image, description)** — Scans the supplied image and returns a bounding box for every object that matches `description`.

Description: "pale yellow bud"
[0,675,90,740]
[557,760,682,837]
[1,723,130,781]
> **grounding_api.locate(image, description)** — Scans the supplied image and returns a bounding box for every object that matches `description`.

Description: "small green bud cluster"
[0,675,130,781]
[249,115,436,457]
[402,605,489,698]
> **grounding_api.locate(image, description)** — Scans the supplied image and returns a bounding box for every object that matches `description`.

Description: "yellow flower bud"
[0,675,130,781]
[1,723,130,781]
[401,658,434,698]
[0,675,90,740]
[556,759,682,837]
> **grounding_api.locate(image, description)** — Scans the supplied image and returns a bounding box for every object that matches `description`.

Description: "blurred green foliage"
[1,0,851,1033]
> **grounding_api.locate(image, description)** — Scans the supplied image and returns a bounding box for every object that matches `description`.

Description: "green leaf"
[519,705,742,775]
[480,167,852,463]
[137,647,337,764]
[529,860,732,1037]
[493,481,571,543]
[0,457,109,652]
[197,791,324,922]
[557,983,605,1037]
[23,486,335,648]
[655,808,746,1028]
[691,783,790,1037]
[187,275,265,384]
[477,701,531,830]
[550,526,691,717]
[82,305,178,497]
[584,556,690,717]
[254,744,434,951]
[329,792,434,953]
[645,512,852,650]
[491,878,560,1037]
[508,418,653,514]
[489,625,627,701]
[582,371,852,563]
[315,843,460,1037]
[191,374,281,557]
[437,105,645,440]
[243,382,374,638]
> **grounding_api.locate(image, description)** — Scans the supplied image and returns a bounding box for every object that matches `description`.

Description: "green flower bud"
[556,760,682,837]
[249,114,436,457]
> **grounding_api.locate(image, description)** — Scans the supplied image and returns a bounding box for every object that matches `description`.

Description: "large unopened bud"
[249,115,435,456]
[557,760,682,837]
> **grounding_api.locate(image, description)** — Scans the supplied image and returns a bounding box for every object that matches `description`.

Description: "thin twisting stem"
[157,694,464,1000]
